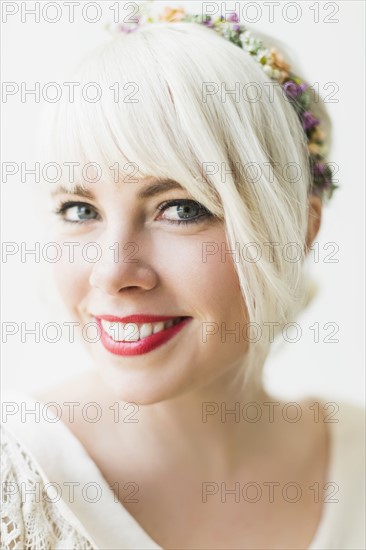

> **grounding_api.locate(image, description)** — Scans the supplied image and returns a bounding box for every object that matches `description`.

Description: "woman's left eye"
[156,199,213,225]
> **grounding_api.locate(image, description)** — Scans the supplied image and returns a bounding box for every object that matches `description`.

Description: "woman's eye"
[157,199,213,225]
[53,201,99,224]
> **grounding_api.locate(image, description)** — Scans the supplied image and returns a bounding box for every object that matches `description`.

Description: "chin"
[97,367,196,407]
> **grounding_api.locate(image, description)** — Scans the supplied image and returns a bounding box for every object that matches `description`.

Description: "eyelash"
[156,199,213,225]
[53,199,213,226]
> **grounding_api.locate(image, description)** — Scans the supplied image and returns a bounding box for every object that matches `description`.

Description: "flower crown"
[107,4,337,202]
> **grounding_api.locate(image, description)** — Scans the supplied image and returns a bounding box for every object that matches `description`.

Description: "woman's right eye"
[53,201,100,224]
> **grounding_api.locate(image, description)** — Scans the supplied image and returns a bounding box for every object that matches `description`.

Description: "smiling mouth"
[99,317,188,343]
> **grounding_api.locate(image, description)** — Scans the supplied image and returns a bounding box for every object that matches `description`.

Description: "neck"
[93,358,276,475]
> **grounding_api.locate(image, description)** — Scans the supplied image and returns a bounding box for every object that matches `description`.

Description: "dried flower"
[107,5,335,201]
[268,48,290,72]
[159,7,185,22]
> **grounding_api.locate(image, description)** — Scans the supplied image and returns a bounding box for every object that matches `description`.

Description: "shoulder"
[298,396,364,457]
[330,399,365,469]
[290,396,365,507]
[286,397,365,549]
[321,398,365,548]
[304,396,365,479]
[336,398,365,432]
[330,399,365,495]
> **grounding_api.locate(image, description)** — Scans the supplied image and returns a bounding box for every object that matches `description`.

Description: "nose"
[89,236,158,296]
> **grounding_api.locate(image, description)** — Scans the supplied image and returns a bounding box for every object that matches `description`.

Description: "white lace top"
[1,390,365,549]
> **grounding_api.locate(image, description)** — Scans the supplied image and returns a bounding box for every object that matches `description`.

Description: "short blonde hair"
[39,22,330,377]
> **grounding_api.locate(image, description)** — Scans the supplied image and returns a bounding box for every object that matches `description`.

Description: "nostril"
[119,286,145,294]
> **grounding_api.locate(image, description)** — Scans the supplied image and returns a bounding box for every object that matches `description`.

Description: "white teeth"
[101,318,182,342]
[152,322,165,334]
[123,323,139,341]
[113,322,125,341]
[101,321,123,340]
[139,323,153,339]
[101,320,111,332]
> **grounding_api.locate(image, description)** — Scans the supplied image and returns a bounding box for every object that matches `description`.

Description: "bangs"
[37,22,249,217]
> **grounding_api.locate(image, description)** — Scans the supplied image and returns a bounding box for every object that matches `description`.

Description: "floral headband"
[107,4,337,202]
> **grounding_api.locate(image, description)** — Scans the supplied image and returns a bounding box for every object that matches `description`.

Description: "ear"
[305,194,322,252]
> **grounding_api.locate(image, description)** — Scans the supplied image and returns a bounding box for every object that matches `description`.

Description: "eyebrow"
[51,179,184,200]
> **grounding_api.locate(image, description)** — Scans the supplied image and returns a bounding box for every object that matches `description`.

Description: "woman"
[1,5,364,550]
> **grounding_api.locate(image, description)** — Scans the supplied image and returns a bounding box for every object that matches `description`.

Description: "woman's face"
[51,175,249,404]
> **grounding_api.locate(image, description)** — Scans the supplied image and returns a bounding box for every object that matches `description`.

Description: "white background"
[1,1,365,405]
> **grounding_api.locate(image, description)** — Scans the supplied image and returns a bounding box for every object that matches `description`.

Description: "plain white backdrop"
[1,1,365,405]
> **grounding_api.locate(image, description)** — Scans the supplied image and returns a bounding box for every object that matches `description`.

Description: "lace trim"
[1,424,96,549]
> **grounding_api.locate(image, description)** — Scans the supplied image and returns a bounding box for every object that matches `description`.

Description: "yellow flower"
[308,142,326,156]
[278,70,289,84]
[159,7,185,22]
[311,127,326,143]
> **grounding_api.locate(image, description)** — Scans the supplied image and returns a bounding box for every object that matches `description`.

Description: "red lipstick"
[94,315,192,356]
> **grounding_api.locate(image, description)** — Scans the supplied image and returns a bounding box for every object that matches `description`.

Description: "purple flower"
[313,162,325,176]
[301,111,320,131]
[227,13,239,22]
[299,83,308,93]
[117,15,142,33]
[232,23,241,32]
[313,162,332,189]
[283,81,307,99]
[202,16,214,27]
[283,81,299,98]
[117,23,138,33]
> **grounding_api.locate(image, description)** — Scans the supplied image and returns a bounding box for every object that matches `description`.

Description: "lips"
[94,314,192,356]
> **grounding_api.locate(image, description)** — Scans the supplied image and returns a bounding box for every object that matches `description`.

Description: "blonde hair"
[38,22,330,380]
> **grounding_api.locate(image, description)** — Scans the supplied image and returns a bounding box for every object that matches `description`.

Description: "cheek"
[152,226,245,322]
[52,241,92,319]
[197,245,243,315]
